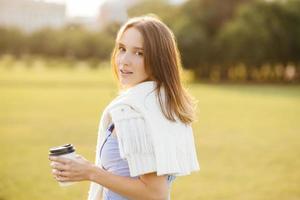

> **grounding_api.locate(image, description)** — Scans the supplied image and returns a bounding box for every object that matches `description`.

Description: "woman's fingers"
[52,169,70,177]
[49,154,91,182]
[55,174,70,182]
[50,161,70,171]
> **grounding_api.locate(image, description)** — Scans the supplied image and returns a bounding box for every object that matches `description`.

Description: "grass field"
[0,58,299,200]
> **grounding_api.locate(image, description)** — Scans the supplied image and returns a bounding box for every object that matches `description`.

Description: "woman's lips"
[120,69,133,74]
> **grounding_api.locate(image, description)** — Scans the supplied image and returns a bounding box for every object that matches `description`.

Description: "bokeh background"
[0,0,299,200]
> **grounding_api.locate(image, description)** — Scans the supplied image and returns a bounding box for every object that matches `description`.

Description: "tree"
[217,0,300,80]
[176,0,252,79]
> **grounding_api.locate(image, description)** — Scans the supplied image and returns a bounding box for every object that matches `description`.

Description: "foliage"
[0,0,299,82]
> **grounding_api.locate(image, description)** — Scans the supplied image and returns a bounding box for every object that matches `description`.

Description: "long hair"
[111,15,197,125]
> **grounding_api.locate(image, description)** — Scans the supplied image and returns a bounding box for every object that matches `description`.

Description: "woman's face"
[115,27,149,89]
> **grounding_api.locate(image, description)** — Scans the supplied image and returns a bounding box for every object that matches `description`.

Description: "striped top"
[99,123,176,200]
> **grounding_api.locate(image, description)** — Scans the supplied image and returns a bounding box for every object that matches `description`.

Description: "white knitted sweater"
[88,81,200,200]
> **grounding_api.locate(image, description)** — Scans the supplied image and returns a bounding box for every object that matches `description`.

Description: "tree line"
[0,0,299,82]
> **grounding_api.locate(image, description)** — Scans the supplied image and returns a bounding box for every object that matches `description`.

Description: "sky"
[43,0,105,18]
[43,0,184,18]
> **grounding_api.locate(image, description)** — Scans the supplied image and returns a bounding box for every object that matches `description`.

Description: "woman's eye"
[135,51,143,56]
[118,47,126,52]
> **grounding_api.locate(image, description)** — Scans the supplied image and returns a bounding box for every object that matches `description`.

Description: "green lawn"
[0,60,299,200]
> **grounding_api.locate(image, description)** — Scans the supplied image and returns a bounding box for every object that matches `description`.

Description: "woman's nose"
[119,51,132,66]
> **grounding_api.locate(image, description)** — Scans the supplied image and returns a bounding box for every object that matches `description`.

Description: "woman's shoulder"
[108,104,142,122]
[112,82,158,105]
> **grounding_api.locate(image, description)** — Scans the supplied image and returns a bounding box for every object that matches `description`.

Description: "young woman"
[49,15,200,200]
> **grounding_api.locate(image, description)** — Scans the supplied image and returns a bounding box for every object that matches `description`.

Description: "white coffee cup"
[49,144,77,187]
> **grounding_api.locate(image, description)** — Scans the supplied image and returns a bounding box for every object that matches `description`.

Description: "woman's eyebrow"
[118,42,143,50]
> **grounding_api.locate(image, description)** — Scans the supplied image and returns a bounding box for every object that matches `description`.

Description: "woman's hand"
[49,154,96,182]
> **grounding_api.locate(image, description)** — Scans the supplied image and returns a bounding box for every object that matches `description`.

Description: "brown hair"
[111,15,197,124]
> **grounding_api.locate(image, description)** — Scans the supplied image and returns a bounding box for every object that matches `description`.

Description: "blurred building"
[97,0,185,29]
[0,0,66,32]
[98,0,139,29]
